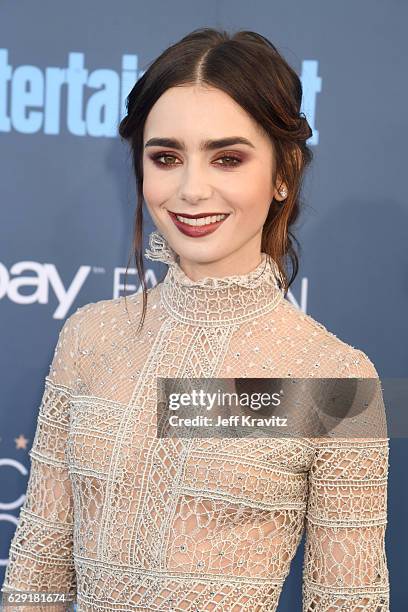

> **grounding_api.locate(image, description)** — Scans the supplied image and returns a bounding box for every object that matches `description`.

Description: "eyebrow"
[144,136,256,151]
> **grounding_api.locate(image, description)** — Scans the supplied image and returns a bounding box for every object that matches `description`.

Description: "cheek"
[231,178,272,222]
[142,170,172,206]
[248,166,274,201]
[225,162,273,206]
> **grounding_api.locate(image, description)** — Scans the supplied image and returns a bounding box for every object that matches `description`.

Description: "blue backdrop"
[1,0,407,608]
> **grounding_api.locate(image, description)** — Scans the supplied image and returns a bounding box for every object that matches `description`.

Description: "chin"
[179,251,228,265]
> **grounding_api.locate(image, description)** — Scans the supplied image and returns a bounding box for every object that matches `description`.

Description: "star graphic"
[15,434,29,450]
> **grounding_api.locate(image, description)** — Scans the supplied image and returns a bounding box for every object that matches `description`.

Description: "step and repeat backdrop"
[1,0,407,609]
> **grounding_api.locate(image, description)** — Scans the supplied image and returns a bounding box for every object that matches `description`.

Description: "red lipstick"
[168,210,230,238]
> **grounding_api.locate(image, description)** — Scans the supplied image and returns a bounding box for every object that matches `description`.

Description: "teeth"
[175,213,228,226]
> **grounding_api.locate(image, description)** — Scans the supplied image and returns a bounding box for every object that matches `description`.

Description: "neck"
[176,235,264,282]
[145,230,285,328]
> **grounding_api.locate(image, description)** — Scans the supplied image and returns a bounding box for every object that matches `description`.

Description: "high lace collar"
[144,230,285,327]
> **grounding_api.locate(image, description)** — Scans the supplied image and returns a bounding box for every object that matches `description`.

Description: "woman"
[2,28,389,611]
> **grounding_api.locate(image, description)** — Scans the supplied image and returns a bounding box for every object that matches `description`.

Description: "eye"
[214,155,242,167]
[150,153,180,167]
[148,152,243,168]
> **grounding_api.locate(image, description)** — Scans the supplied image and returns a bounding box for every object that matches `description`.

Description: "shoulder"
[275,297,379,379]
[63,286,158,341]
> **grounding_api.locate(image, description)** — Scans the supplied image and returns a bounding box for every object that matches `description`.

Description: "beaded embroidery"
[2,230,390,611]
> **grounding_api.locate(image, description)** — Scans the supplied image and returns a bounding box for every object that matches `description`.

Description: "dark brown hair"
[118,27,313,334]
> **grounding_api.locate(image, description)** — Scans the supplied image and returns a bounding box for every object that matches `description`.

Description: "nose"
[178,160,212,204]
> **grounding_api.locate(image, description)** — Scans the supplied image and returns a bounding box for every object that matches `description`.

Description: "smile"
[168,210,230,237]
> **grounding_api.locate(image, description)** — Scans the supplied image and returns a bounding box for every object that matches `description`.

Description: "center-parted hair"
[118,27,313,332]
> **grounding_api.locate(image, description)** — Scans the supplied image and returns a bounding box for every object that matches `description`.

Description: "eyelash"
[149,152,243,168]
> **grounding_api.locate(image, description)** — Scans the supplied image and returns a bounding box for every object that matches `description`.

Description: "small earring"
[278,186,288,199]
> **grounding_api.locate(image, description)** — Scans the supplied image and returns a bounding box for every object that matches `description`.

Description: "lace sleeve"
[302,351,390,611]
[1,310,82,611]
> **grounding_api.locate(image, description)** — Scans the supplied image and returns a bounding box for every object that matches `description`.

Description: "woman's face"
[142,84,286,278]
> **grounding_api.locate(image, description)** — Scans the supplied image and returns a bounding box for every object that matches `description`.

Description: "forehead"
[143,85,264,142]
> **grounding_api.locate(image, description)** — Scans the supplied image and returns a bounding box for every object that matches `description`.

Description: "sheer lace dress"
[1,230,390,611]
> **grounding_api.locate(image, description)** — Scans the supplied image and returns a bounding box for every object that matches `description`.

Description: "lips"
[169,211,229,219]
[168,210,230,238]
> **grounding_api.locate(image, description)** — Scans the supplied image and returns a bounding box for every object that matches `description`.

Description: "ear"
[274,189,287,202]
[273,146,302,201]
[273,176,288,202]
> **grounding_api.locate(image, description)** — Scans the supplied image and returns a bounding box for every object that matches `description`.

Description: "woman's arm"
[1,310,83,611]
[302,351,390,611]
